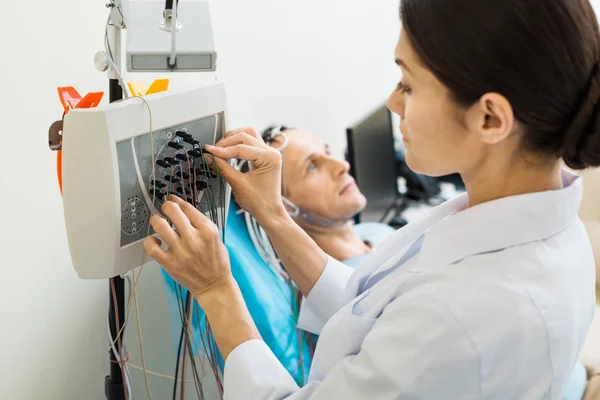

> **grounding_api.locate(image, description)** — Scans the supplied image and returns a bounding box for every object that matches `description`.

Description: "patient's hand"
[144,195,233,298]
[204,127,287,222]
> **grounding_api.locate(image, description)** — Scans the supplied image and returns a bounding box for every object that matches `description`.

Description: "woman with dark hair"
[146,1,600,398]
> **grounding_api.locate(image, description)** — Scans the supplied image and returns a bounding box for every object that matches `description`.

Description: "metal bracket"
[48,120,63,151]
[106,1,126,29]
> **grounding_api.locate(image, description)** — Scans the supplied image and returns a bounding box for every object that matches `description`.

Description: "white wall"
[0,1,400,399]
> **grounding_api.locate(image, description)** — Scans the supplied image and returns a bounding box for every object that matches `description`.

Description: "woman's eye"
[396,81,411,94]
[307,162,317,172]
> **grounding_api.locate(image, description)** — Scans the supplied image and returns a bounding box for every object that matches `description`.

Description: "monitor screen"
[346,105,398,223]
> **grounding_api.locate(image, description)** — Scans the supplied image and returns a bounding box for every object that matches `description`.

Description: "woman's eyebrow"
[395,58,413,75]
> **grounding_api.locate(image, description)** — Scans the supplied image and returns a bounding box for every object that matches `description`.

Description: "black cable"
[172,289,191,400]
[172,304,184,399]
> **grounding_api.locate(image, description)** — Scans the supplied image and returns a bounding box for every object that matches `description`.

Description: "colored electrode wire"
[145,119,227,399]
[126,363,195,383]
[174,285,204,398]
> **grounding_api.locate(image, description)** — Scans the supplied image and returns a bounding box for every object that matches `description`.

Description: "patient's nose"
[330,158,350,178]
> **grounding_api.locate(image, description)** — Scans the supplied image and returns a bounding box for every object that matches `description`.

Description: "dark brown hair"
[401,0,600,169]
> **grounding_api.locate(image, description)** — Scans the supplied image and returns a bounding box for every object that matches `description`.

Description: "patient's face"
[273,130,367,224]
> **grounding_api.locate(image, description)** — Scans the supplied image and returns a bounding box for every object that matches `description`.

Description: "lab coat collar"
[419,170,582,267]
[347,188,470,297]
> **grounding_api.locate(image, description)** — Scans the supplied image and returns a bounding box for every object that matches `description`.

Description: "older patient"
[262,125,394,267]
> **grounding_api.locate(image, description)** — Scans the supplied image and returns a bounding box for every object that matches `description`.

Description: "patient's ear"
[270,136,287,151]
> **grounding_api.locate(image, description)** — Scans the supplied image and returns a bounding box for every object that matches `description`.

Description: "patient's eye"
[307,161,317,172]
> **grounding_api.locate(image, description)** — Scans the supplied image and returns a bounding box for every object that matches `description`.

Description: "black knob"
[164,157,179,165]
[195,168,214,177]
[187,149,202,158]
[151,180,167,188]
[196,180,208,189]
[156,159,170,168]
[149,189,165,199]
[175,153,188,161]
[164,175,179,183]
[175,186,191,196]
[168,142,184,150]
[175,130,191,138]
[183,136,200,145]
[174,171,190,179]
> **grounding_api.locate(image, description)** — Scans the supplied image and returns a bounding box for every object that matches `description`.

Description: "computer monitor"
[346,105,399,223]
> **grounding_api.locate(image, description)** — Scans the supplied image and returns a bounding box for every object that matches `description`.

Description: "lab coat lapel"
[419,170,582,267]
[344,193,469,300]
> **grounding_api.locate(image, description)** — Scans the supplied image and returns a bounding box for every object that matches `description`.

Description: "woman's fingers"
[204,154,244,184]
[206,144,265,162]
[168,195,215,231]
[147,235,162,247]
[143,235,169,265]
[224,127,261,141]
[214,131,266,149]
[205,144,276,166]
[148,214,179,249]
[161,201,195,239]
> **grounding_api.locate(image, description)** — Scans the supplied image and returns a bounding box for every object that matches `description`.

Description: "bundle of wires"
[166,144,228,399]
[145,124,227,398]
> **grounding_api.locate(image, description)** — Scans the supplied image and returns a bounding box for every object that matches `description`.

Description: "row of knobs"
[149,179,210,200]
[150,131,216,201]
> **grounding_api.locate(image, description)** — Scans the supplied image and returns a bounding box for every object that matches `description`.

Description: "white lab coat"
[224,170,597,399]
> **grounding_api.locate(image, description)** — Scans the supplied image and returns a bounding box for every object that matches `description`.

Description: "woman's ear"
[465,92,515,145]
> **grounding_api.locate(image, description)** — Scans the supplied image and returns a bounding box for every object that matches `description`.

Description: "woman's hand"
[143,195,233,298]
[145,196,262,361]
[204,127,286,222]
[205,127,329,297]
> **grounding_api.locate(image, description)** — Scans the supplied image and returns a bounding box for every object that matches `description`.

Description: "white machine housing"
[62,82,229,279]
[125,0,217,72]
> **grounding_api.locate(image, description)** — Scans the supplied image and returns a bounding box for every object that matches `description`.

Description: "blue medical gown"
[160,202,313,385]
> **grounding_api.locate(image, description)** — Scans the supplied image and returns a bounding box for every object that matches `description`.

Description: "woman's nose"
[387,88,405,119]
